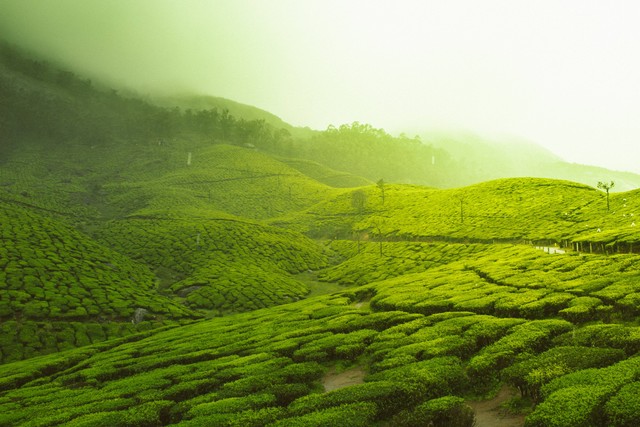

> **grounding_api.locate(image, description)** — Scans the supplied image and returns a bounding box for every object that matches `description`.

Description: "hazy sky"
[1,0,640,173]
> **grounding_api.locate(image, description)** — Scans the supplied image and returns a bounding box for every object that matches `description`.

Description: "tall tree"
[597,181,615,211]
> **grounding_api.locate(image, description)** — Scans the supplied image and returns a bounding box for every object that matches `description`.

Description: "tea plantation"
[5,43,640,425]
[4,153,640,425]
[1,138,639,424]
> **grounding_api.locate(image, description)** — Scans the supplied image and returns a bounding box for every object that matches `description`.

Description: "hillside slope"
[272,177,640,251]
[4,41,640,427]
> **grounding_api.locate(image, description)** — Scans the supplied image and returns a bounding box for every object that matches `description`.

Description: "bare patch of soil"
[468,385,525,427]
[322,366,366,392]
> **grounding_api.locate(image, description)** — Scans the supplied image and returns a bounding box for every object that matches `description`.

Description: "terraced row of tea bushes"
[461,246,640,320]
[279,157,372,188]
[0,320,179,364]
[172,259,309,314]
[503,346,627,403]
[366,313,527,371]
[0,136,192,224]
[268,185,379,237]
[95,217,328,312]
[367,179,609,242]
[102,144,338,221]
[552,323,640,356]
[0,294,436,425]
[0,143,102,220]
[277,178,607,242]
[0,203,194,322]
[2,277,640,426]
[368,245,640,321]
[525,356,640,427]
[96,218,327,278]
[319,241,490,286]
[568,188,640,250]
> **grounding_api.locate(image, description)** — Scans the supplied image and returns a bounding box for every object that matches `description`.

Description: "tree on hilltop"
[377,179,386,205]
[597,181,615,211]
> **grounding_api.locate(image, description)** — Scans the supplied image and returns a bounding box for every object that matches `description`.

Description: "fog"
[2,0,640,173]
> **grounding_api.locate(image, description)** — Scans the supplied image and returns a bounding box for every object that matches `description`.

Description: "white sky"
[1,0,640,173]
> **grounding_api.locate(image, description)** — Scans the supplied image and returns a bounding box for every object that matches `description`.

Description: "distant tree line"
[1,42,460,188]
[288,122,455,186]
[0,42,294,152]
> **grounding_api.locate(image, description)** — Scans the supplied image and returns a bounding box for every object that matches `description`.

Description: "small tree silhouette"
[597,181,615,211]
[371,218,385,257]
[351,190,367,213]
[377,179,386,205]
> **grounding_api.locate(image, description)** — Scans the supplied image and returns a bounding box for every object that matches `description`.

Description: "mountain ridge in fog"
[1,39,639,191]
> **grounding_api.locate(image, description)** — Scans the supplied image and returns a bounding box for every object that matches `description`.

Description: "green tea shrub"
[519,293,574,318]
[524,356,640,426]
[467,319,572,386]
[604,381,640,427]
[186,393,276,418]
[616,292,640,318]
[277,361,325,383]
[292,329,376,362]
[267,383,312,406]
[541,356,640,398]
[270,401,377,427]
[174,406,286,427]
[503,346,626,402]
[559,296,603,323]
[463,317,526,348]
[525,385,610,427]
[63,400,173,426]
[390,395,475,427]
[366,356,465,405]
[553,324,640,355]
[288,380,407,418]
[327,311,423,333]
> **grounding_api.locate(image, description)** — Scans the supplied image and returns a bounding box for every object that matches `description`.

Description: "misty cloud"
[1,0,640,173]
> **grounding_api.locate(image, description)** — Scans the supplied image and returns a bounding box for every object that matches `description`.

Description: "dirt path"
[321,366,366,392]
[467,384,525,427]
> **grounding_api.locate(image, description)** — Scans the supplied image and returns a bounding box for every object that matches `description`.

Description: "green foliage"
[604,381,640,427]
[525,385,610,427]
[524,356,640,426]
[467,319,572,387]
[503,346,626,402]
[270,401,377,427]
[391,396,475,427]
[366,356,466,404]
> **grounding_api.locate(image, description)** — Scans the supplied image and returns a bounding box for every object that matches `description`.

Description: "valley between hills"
[2,43,640,426]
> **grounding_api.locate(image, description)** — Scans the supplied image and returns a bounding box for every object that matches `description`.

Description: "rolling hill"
[2,41,640,426]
